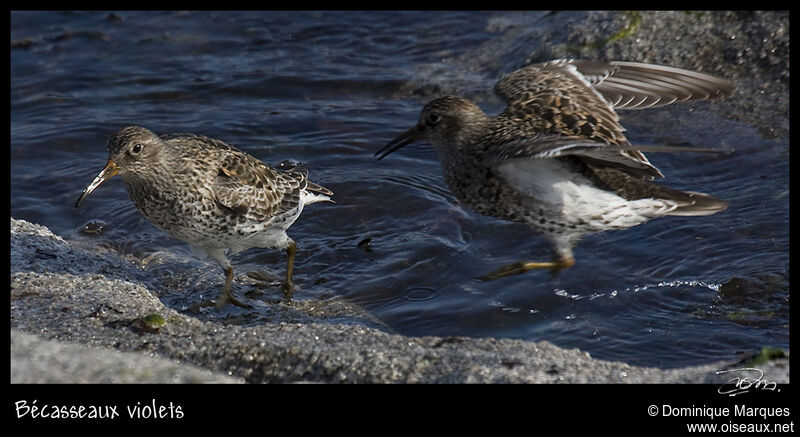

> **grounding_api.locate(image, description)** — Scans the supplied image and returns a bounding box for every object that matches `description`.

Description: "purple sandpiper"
[376,59,734,279]
[77,126,332,308]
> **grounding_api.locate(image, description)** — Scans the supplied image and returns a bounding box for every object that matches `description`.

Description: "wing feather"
[488,59,735,179]
[212,153,301,222]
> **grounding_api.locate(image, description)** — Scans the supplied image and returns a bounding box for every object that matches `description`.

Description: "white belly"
[497,159,678,230]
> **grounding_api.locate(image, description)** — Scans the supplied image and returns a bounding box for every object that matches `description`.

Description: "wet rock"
[11,329,241,383]
[10,217,790,383]
[77,219,112,235]
[719,274,789,299]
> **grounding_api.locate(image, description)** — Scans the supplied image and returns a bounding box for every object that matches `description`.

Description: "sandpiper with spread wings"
[376,59,734,279]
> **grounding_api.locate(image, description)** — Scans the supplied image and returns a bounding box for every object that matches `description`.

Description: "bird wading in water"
[376,59,734,280]
[76,126,332,309]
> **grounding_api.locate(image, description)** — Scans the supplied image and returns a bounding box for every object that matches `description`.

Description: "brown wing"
[564,60,737,110]
[498,60,736,111]
[212,152,303,222]
[490,61,661,179]
[494,60,627,144]
[274,160,333,197]
[489,59,735,179]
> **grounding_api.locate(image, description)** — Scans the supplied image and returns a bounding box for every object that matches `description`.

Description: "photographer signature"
[716,367,779,396]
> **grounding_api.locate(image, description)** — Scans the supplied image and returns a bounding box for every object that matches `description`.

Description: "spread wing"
[486,60,735,179]
[559,59,737,110]
[488,60,660,179]
[495,59,736,111]
[482,134,665,179]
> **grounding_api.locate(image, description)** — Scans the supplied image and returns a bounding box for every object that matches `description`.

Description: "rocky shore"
[11,11,789,384]
[10,218,789,383]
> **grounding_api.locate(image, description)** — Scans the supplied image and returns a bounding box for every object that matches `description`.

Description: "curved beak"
[375,125,422,160]
[75,160,119,207]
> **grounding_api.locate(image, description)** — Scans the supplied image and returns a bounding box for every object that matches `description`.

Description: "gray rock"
[8,11,790,386]
[10,218,789,383]
[11,329,242,384]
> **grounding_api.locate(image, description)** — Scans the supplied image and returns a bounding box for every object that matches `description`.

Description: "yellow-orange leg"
[215,266,253,309]
[188,266,253,311]
[480,256,575,281]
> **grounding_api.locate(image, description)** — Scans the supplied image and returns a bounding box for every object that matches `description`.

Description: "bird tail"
[306,180,333,196]
[304,180,334,205]
[302,190,333,205]
[276,160,334,203]
[663,190,728,216]
[299,178,333,205]
[586,164,728,216]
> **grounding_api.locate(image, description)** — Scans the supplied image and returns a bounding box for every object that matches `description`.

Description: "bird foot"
[187,292,253,312]
[479,257,575,281]
[216,292,254,310]
[186,299,215,313]
[280,281,295,300]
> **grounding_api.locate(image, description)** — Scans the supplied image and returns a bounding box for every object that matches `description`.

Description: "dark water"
[11,11,788,369]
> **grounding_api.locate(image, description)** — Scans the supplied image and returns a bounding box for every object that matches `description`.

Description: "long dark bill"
[374,126,421,160]
[75,160,119,207]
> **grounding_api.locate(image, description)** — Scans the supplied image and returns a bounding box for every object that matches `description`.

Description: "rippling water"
[11,11,789,369]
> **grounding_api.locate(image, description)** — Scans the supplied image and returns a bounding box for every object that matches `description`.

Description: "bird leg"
[280,241,297,299]
[480,256,575,281]
[215,266,253,309]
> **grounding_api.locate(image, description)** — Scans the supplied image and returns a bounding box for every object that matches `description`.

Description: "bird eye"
[131,143,143,155]
[426,113,442,126]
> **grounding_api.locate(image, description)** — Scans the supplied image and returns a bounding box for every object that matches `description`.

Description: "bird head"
[75,126,164,207]
[375,96,488,160]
